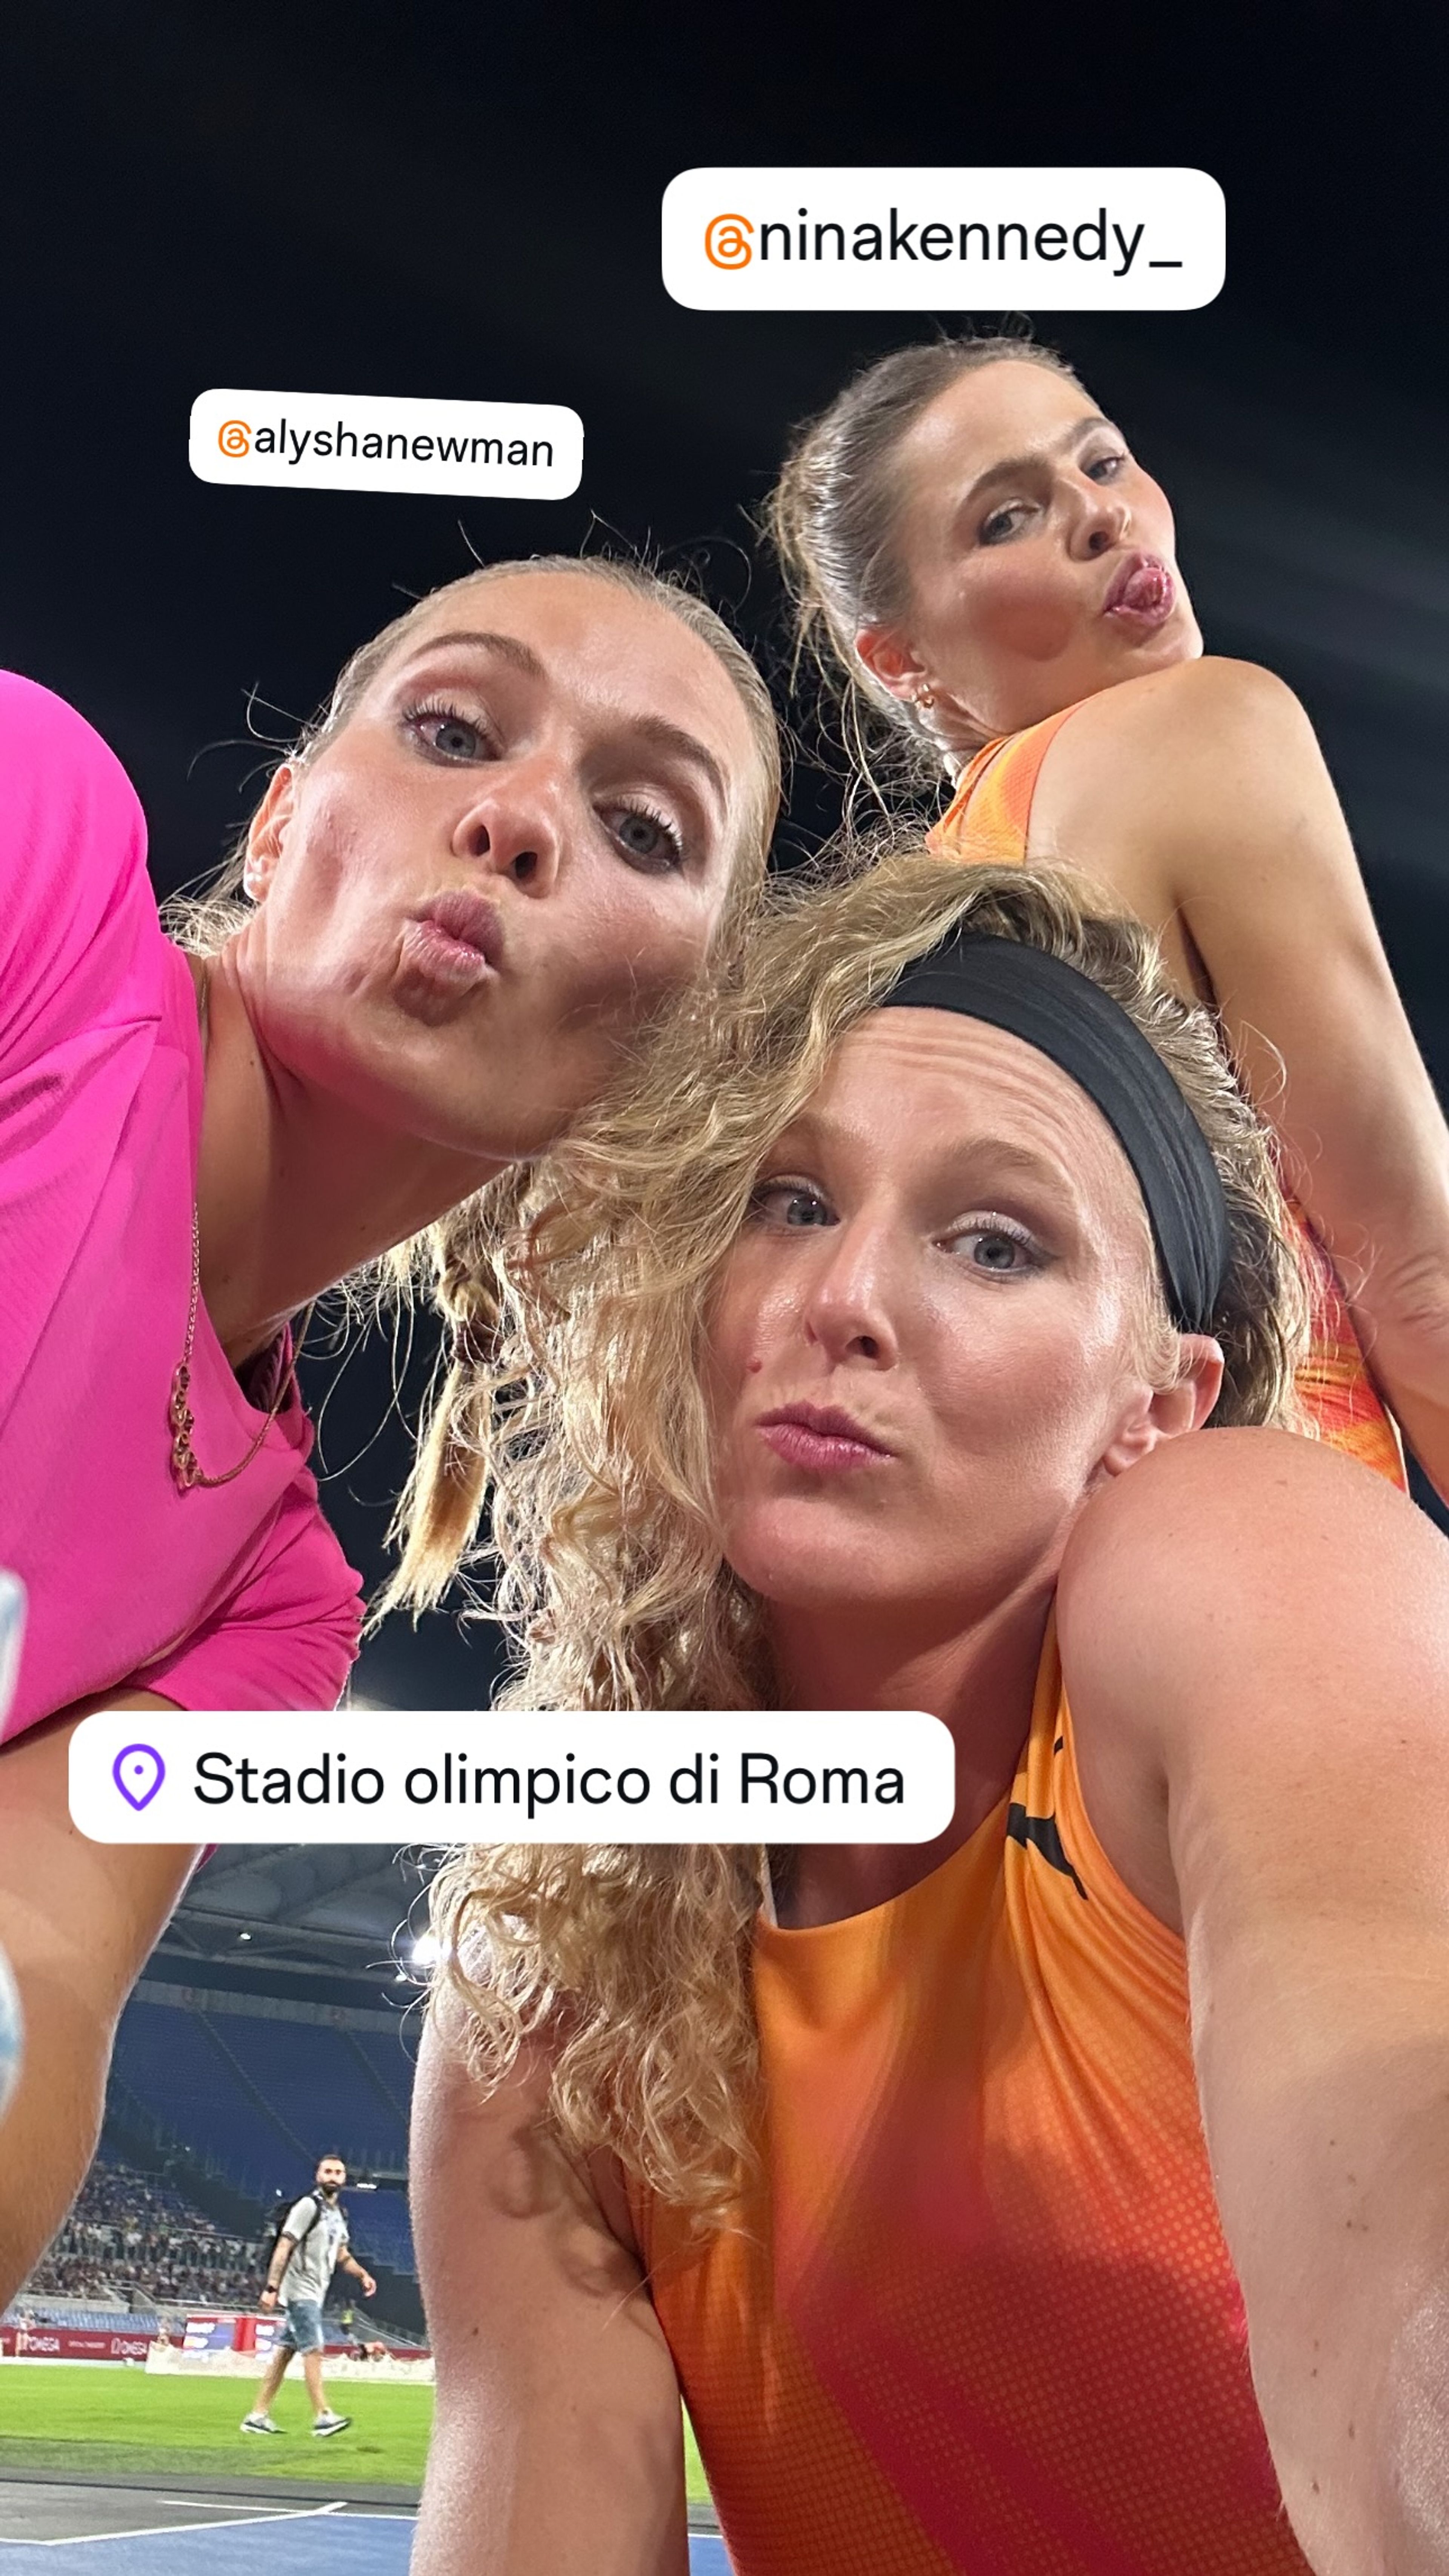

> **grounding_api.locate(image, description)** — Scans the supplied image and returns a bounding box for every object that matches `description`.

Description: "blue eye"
[406,702,492,761]
[749,1181,834,1230]
[946,1223,1043,1274]
[606,804,685,873]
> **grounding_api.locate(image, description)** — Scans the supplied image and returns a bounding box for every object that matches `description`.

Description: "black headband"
[878,931,1231,1334]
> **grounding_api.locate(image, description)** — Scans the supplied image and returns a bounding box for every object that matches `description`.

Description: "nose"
[801,1219,901,1370]
[1067,473,1132,561]
[452,757,566,896]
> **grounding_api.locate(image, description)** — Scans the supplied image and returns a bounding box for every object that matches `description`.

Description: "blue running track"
[0,2505,731,2572]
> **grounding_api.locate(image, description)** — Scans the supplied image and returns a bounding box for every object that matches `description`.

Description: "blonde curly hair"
[428,850,1312,2223]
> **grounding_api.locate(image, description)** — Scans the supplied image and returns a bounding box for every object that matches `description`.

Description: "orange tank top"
[628,1620,1310,2576]
[929,714,1406,1489]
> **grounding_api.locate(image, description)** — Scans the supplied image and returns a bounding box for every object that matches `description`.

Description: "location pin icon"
[114,1744,165,1812]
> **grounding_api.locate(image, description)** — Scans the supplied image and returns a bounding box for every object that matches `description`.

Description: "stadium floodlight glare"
[411,1933,443,1969]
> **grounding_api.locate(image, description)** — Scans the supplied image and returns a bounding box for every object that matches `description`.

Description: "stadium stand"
[17,2154,261,2315]
[348,2190,414,2277]
[105,1987,419,2291]
[216,2014,406,2171]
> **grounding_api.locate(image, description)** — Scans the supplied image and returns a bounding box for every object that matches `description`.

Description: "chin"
[725,1524,892,1614]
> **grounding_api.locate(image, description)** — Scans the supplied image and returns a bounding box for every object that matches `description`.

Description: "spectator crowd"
[21,2156,263,2312]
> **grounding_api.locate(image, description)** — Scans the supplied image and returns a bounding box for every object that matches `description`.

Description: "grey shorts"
[278,2297,325,2355]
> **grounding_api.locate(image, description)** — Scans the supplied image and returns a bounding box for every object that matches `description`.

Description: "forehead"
[375,572,757,767]
[897,360,1098,496]
[793,1009,1143,1224]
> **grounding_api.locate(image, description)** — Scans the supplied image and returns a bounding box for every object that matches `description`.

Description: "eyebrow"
[394,627,547,680]
[943,1135,1082,1199]
[773,1117,1086,1214]
[390,628,730,816]
[956,414,1118,516]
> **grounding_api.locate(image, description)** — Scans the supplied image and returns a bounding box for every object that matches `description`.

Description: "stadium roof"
[165,1842,432,1987]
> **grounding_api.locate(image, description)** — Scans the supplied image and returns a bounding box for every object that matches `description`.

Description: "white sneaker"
[240,2411,283,2435]
[312,2410,351,2438]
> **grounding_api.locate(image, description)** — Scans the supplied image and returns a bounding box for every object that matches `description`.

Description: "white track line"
[0,2502,345,2545]
[151,2498,303,2511]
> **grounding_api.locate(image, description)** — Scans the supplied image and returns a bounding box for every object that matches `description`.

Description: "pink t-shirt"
[0,673,362,1740]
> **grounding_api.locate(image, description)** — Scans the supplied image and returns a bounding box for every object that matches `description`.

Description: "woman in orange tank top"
[768,336,1449,1498]
[409,854,1449,2576]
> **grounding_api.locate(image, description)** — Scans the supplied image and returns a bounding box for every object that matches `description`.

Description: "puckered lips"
[1102,550,1176,629]
[400,888,505,993]
[756,1400,895,1474]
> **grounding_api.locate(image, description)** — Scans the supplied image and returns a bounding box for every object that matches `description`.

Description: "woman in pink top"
[0,554,780,2303]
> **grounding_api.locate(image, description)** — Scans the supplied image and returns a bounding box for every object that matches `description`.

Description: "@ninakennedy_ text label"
[663,166,1224,311]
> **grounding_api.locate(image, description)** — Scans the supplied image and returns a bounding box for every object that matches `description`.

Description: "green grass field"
[0,2364,711,2504]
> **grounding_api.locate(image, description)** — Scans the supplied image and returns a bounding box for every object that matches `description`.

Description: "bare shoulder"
[1032,661,1331,936]
[1059,1430,1449,1717]
[415,1982,634,2245]
[1037,658,1317,845]
[1053,657,1307,768]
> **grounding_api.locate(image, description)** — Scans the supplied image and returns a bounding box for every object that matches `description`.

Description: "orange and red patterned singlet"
[629,1620,1314,2576]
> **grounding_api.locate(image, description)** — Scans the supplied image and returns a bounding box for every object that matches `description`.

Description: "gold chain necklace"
[168,964,312,1493]
[168,1209,314,1491]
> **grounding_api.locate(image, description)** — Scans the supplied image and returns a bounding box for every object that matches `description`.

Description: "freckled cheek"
[706,1268,792,1466]
[709,1275,771,1396]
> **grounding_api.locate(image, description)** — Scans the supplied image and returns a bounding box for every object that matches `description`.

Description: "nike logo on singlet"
[1006,1802,1088,1900]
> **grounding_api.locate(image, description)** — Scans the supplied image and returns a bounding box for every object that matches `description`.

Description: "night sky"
[8,2,1449,1704]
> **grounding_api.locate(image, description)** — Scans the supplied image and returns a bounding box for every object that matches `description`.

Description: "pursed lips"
[755,1400,895,1471]
[409,886,506,967]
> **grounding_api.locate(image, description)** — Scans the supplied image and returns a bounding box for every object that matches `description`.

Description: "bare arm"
[0,1690,198,2302]
[1061,1431,1449,2575]
[259,2234,297,2307]
[410,1988,689,2576]
[1040,659,1449,1493]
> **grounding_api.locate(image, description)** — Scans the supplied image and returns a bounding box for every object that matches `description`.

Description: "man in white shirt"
[241,2154,376,2438]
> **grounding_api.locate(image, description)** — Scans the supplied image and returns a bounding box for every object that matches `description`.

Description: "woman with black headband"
[408,854,1449,2576]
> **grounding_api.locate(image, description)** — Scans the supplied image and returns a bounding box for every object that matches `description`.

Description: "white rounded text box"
[190,388,583,499]
[663,167,1223,311]
[70,1710,956,1845]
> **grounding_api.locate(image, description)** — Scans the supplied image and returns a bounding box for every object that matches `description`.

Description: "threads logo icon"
[216,419,251,457]
[704,212,753,269]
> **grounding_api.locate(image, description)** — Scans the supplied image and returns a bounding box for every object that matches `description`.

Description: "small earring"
[914,685,936,712]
